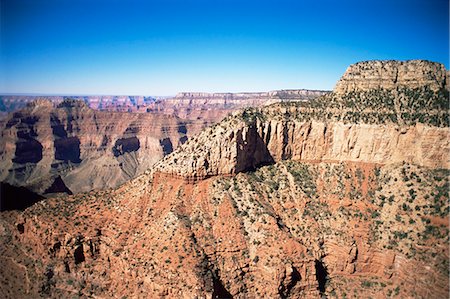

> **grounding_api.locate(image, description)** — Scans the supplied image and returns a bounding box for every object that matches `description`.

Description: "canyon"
[0,89,327,194]
[0,60,448,298]
[0,89,328,119]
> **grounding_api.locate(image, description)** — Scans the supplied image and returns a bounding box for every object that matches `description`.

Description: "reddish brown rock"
[0,60,448,298]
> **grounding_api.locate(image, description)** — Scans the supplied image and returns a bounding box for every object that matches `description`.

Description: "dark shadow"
[235,124,275,173]
[12,139,43,164]
[54,136,81,163]
[315,259,328,295]
[179,135,188,144]
[159,137,173,156]
[0,182,44,211]
[279,265,301,298]
[50,114,67,138]
[64,261,71,273]
[212,275,233,299]
[17,223,24,234]
[178,123,188,134]
[125,124,140,134]
[112,136,140,157]
[74,245,85,264]
[44,176,73,195]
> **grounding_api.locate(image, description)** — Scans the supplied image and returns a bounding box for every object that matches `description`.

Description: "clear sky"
[1,0,448,95]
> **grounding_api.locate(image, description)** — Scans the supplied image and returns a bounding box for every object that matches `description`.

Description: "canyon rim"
[0,59,449,298]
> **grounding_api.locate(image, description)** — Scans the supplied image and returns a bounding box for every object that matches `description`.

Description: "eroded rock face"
[334,60,448,94]
[154,60,449,179]
[0,161,447,298]
[0,89,329,120]
[0,99,186,194]
[154,107,449,179]
[0,60,448,298]
[0,90,328,194]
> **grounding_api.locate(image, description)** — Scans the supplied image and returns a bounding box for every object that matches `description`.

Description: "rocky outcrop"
[0,59,448,298]
[154,66,450,180]
[0,89,328,194]
[154,115,449,179]
[334,60,448,94]
[1,160,448,298]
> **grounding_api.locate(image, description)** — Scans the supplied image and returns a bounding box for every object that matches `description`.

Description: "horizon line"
[0,88,333,97]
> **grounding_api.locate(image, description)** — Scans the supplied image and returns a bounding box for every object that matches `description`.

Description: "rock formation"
[0,89,328,119]
[0,99,186,194]
[334,60,448,94]
[0,60,448,298]
[154,60,449,179]
[0,89,327,194]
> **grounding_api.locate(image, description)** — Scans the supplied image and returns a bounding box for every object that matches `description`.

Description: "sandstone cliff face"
[154,114,449,179]
[334,60,448,94]
[0,60,448,299]
[0,89,328,194]
[155,88,449,179]
[0,99,186,194]
[154,60,449,179]
[1,161,447,298]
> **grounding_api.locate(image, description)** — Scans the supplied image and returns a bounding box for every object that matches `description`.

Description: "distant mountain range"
[0,89,329,120]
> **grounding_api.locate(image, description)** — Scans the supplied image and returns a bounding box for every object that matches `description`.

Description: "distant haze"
[1,0,448,95]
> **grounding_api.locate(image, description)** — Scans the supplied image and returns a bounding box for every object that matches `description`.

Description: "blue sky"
[1,0,448,95]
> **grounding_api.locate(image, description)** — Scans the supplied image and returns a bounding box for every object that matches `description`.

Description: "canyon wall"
[0,60,448,299]
[0,89,327,194]
[0,89,329,119]
[154,116,449,179]
[0,99,186,194]
[334,60,449,94]
[154,60,449,180]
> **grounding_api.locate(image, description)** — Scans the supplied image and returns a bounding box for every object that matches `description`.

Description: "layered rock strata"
[0,89,327,194]
[155,60,449,180]
[0,60,448,298]
[334,60,448,94]
[0,99,186,194]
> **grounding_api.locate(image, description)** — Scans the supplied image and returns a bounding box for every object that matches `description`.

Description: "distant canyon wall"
[0,100,186,194]
[0,89,329,118]
[0,89,327,194]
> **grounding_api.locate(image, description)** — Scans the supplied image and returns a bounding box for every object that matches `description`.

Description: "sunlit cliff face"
[0,60,448,299]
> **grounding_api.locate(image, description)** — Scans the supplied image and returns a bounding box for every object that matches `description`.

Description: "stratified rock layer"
[154,60,449,180]
[0,89,328,194]
[0,89,329,119]
[334,60,448,94]
[154,114,448,179]
[0,60,448,299]
[0,99,186,193]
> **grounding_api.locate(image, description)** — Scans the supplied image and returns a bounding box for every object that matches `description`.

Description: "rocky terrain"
[0,99,187,194]
[0,89,328,119]
[334,60,449,95]
[0,89,327,194]
[0,60,448,298]
[0,95,156,118]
